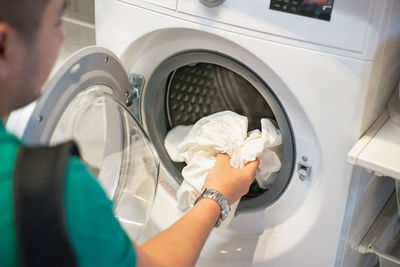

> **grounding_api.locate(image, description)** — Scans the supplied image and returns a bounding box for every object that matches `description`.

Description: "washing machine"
[6,0,400,266]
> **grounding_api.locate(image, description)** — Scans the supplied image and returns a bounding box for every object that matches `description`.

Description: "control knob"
[199,0,226,7]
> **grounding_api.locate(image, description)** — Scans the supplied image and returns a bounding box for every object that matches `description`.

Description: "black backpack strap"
[13,141,79,267]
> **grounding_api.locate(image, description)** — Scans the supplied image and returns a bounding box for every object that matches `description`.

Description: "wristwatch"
[194,188,231,227]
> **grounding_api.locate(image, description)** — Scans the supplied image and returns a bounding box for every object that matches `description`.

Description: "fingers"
[241,159,259,179]
[215,154,259,171]
[245,159,259,170]
[215,153,231,167]
[216,153,230,161]
[206,154,260,203]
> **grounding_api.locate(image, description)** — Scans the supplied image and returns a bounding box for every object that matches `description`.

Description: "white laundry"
[164,111,282,227]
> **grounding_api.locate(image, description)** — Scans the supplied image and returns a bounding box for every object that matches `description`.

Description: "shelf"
[348,110,400,180]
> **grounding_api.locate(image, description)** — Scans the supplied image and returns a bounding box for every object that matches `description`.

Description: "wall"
[65,0,95,25]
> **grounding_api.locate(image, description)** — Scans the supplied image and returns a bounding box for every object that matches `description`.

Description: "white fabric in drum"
[164,111,282,227]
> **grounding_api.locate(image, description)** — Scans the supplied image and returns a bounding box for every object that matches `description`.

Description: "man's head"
[0,0,66,116]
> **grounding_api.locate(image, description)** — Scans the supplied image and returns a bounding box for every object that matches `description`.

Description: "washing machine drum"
[142,52,295,210]
[165,63,279,199]
[166,63,275,131]
[20,47,159,239]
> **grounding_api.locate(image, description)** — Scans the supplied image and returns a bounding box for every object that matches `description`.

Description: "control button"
[199,0,225,7]
[273,3,281,8]
[282,5,288,10]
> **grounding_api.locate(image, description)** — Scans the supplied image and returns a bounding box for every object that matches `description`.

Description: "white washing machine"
[7,0,400,266]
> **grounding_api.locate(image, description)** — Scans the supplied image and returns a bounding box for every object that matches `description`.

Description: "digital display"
[269,0,335,21]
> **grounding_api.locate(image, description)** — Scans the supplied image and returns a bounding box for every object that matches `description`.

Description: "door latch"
[127,73,145,122]
[297,160,312,181]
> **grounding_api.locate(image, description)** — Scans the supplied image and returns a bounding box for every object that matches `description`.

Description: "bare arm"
[135,197,220,267]
[135,154,259,267]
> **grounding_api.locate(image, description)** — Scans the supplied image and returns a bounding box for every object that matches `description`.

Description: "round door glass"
[50,85,159,240]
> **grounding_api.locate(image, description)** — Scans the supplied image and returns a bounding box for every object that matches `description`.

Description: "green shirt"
[0,120,136,266]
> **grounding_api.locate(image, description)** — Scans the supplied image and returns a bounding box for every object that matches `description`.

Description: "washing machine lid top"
[22,46,159,239]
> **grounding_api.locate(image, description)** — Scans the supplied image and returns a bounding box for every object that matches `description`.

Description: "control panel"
[177,0,374,54]
[270,0,334,21]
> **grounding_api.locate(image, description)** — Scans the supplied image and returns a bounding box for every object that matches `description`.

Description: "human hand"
[203,154,259,204]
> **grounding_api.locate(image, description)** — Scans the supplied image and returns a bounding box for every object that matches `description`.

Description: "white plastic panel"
[178,0,374,52]
[119,0,177,10]
[348,110,400,180]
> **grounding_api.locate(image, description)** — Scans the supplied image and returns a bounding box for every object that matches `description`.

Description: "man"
[0,0,259,266]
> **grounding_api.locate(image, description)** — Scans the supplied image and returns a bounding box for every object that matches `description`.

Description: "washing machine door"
[21,46,159,240]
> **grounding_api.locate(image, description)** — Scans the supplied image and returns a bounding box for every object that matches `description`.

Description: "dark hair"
[0,0,51,41]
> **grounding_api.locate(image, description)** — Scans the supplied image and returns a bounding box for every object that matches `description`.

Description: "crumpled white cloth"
[164,111,282,227]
